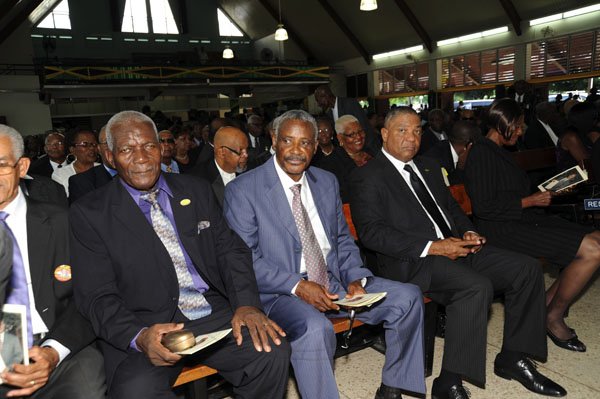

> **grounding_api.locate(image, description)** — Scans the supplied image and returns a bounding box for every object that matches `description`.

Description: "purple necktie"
[0,211,33,347]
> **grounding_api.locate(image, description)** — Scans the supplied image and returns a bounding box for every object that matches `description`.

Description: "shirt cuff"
[421,241,433,257]
[41,339,70,365]
[130,328,147,352]
[360,277,368,287]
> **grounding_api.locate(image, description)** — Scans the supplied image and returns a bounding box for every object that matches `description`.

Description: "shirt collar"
[103,164,118,177]
[2,187,27,221]
[273,157,307,190]
[381,147,416,171]
[120,174,173,205]
[449,143,459,166]
[214,160,235,179]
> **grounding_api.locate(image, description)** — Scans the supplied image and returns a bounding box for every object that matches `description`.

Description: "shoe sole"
[494,367,566,397]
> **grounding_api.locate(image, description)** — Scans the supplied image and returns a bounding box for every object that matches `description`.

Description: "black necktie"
[404,164,453,238]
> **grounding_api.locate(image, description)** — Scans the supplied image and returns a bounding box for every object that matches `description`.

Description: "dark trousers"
[415,245,546,385]
[109,293,291,399]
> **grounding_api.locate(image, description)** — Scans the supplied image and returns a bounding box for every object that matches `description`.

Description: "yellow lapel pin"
[180,199,191,206]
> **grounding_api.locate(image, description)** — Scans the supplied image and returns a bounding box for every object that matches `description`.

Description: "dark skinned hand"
[428,237,482,260]
[0,346,59,397]
[136,323,184,367]
[522,191,554,208]
[462,231,486,253]
[345,280,367,298]
[295,280,339,312]
[231,306,286,353]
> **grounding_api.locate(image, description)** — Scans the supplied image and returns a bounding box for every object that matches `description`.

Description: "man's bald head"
[214,126,249,173]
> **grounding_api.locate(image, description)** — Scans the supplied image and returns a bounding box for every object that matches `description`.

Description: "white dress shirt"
[431,129,447,141]
[215,160,236,186]
[381,149,452,257]
[450,144,459,168]
[537,118,559,146]
[52,162,100,196]
[49,159,67,172]
[332,97,339,121]
[3,188,70,363]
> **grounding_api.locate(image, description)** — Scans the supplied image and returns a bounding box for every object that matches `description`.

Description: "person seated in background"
[52,129,99,196]
[423,120,479,185]
[70,111,289,399]
[318,114,374,202]
[158,130,179,173]
[172,128,196,173]
[348,106,566,399]
[190,126,248,207]
[311,117,336,166]
[522,102,563,150]
[0,124,105,399]
[68,126,116,204]
[418,108,448,155]
[23,136,42,162]
[224,109,426,399]
[556,102,599,172]
[28,132,67,178]
[196,117,228,165]
[464,98,600,353]
[246,114,272,168]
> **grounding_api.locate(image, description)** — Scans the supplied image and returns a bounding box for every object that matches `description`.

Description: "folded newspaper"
[538,165,588,193]
[175,328,232,355]
[333,292,387,307]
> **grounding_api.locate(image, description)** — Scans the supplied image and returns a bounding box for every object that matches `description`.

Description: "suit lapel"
[306,169,332,242]
[264,159,301,244]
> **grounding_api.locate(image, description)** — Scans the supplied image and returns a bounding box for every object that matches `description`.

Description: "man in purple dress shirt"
[70,110,290,399]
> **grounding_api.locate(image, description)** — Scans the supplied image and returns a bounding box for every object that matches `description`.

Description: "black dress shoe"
[547,329,586,352]
[494,356,566,397]
[431,377,470,399]
[374,383,402,399]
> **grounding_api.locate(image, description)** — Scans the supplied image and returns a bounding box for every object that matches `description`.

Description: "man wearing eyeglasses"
[0,124,105,398]
[158,130,179,174]
[190,126,248,207]
[28,132,68,178]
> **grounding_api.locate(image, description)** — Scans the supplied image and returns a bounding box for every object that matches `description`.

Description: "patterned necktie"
[140,190,211,320]
[403,164,453,238]
[0,211,34,347]
[290,184,329,289]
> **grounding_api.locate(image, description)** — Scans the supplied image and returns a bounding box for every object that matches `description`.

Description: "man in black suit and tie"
[27,132,67,178]
[70,111,289,399]
[348,107,566,399]
[68,126,115,204]
[423,120,479,185]
[523,102,561,150]
[419,109,448,155]
[190,126,248,207]
[0,124,105,398]
[314,85,381,153]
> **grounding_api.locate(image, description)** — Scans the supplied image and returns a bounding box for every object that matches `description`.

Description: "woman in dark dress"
[465,98,600,352]
[311,117,336,166]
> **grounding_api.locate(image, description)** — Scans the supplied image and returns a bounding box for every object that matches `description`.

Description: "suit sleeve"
[68,174,95,205]
[464,145,523,221]
[70,203,146,351]
[348,169,431,260]
[224,181,302,296]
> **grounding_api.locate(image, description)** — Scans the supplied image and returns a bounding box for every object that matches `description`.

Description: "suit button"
[172,297,177,301]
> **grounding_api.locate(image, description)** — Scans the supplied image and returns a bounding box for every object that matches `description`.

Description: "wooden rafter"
[317,0,371,65]
[499,0,522,36]
[0,0,44,46]
[393,0,432,53]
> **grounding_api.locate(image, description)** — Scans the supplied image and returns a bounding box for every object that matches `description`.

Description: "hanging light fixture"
[360,0,378,11]
[222,45,234,59]
[274,0,288,41]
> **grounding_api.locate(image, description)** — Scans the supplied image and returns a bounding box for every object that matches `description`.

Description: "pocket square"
[197,220,210,233]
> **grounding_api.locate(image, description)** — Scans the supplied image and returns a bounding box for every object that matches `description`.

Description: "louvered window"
[378,62,429,95]
[440,47,515,88]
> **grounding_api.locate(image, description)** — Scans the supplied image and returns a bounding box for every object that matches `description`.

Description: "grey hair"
[44,131,65,145]
[272,110,318,140]
[105,111,158,151]
[334,114,359,134]
[384,106,419,128]
[0,124,24,159]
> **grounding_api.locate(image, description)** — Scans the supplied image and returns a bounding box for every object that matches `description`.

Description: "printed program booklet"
[333,292,387,308]
[538,165,588,193]
[175,328,232,355]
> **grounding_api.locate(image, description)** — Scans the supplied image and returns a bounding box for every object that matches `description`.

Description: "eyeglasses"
[318,128,332,134]
[341,129,365,139]
[160,138,175,144]
[74,142,98,148]
[0,159,21,176]
[46,141,64,148]
[98,141,108,145]
[221,146,248,157]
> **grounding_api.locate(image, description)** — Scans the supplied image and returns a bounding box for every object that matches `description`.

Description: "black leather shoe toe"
[431,378,470,399]
[547,329,586,352]
[494,356,566,397]
[374,383,402,399]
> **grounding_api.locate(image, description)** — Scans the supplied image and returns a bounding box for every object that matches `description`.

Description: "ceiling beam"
[317,0,371,65]
[0,0,21,24]
[256,0,316,61]
[499,0,522,36]
[393,0,432,53]
[0,0,44,46]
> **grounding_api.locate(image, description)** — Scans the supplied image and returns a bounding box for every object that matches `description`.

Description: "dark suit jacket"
[195,144,214,166]
[0,224,11,303]
[20,175,68,207]
[189,160,225,207]
[423,140,465,185]
[26,198,96,354]
[317,146,372,203]
[418,127,444,155]
[523,119,556,150]
[348,153,474,290]
[70,174,261,384]
[329,97,381,153]
[68,164,113,204]
[247,134,272,169]
[27,156,54,178]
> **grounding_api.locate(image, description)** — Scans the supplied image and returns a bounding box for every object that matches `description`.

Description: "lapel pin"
[180,199,191,206]
[54,265,72,282]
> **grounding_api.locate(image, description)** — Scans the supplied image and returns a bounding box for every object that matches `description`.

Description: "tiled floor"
[285,265,600,398]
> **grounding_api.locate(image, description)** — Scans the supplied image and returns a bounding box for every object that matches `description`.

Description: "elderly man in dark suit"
[314,85,381,153]
[68,126,115,204]
[348,107,566,399]
[70,111,290,399]
[27,132,67,178]
[190,126,248,207]
[0,124,105,398]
